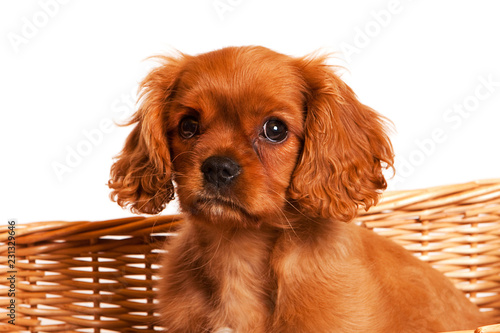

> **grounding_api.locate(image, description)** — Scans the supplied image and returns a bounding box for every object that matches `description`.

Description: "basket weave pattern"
[1,180,500,332]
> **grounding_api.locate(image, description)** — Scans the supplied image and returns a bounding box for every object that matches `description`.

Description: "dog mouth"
[192,195,255,220]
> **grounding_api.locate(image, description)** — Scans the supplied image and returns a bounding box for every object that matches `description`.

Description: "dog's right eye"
[179,116,200,139]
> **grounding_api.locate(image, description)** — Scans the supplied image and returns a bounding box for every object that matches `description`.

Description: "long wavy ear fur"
[108,54,186,214]
[289,55,394,222]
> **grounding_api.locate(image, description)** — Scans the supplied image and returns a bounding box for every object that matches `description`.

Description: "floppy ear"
[108,55,186,214]
[289,56,394,222]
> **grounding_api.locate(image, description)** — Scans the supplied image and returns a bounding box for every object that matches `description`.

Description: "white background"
[1,0,499,223]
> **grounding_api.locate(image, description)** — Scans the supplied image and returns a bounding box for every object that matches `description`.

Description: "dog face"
[109,46,394,227]
[166,48,305,228]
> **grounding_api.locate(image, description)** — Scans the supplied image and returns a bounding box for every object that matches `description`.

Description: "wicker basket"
[2,179,500,333]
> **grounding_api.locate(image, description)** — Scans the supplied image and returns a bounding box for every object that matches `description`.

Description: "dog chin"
[187,196,260,227]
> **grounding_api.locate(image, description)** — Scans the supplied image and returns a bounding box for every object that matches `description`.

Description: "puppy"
[109,46,489,332]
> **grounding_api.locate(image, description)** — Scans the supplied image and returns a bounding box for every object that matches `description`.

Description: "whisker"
[171,151,192,164]
[265,189,298,238]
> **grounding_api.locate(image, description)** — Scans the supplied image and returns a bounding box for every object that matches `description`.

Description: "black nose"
[201,156,241,188]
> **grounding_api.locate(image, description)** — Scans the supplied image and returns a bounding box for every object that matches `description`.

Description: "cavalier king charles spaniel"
[109,46,490,332]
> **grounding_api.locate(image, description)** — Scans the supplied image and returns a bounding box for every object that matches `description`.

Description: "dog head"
[109,46,394,228]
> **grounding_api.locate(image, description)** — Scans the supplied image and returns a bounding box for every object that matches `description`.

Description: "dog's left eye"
[179,116,200,139]
[262,118,288,143]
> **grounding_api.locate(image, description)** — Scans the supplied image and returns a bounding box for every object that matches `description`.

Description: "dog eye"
[179,116,200,139]
[262,118,288,143]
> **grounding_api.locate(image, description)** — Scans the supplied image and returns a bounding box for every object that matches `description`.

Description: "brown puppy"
[109,46,489,332]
